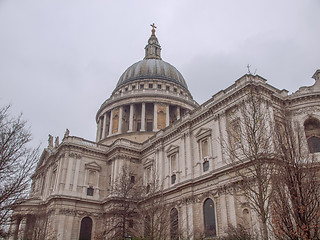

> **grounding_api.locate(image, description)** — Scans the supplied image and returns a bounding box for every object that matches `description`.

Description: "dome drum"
[96,101,189,144]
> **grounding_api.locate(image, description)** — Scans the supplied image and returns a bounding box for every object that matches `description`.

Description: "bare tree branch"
[0,105,38,237]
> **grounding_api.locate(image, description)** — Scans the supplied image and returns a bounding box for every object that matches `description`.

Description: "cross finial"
[150,23,157,35]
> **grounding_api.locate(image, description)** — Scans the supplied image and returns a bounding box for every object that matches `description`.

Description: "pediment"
[85,161,101,171]
[166,145,179,156]
[195,128,212,140]
[143,157,154,167]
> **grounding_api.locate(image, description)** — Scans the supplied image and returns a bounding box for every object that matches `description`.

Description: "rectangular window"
[201,139,209,158]
[203,161,209,172]
[131,176,135,184]
[140,84,144,89]
[170,154,177,172]
[171,174,176,184]
[231,120,241,144]
[132,85,136,90]
[137,122,141,131]
[158,84,162,89]
[166,86,170,91]
[149,83,153,88]
[174,88,177,92]
[87,187,94,196]
[129,220,134,228]
[147,122,153,132]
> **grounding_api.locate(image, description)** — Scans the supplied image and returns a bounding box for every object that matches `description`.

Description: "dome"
[113,26,189,93]
[115,59,188,90]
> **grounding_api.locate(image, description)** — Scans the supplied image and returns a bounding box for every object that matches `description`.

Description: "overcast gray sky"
[0,0,319,149]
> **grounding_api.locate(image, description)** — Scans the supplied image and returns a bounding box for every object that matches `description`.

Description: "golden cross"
[150,23,157,34]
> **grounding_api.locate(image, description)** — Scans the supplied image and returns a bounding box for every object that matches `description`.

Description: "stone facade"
[9,28,320,240]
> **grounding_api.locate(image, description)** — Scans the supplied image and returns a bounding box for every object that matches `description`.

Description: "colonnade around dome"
[96,101,186,142]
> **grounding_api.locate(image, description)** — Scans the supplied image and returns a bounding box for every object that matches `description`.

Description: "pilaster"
[141,103,146,131]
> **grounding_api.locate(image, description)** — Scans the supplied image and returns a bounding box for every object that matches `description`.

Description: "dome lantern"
[144,23,162,60]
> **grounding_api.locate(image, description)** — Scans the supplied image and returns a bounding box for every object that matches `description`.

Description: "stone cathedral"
[9,26,320,240]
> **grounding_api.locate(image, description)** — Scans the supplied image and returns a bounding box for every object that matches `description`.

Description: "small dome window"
[304,117,320,153]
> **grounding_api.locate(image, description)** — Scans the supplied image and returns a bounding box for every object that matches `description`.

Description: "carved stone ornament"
[58,208,103,218]
[292,106,320,116]
[68,152,82,159]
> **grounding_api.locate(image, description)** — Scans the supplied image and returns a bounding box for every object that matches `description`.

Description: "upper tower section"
[96,25,198,144]
[144,23,162,60]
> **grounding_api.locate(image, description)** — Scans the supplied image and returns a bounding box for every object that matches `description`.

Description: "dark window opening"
[171,174,176,184]
[166,86,170,91]
[170,208,179,240]
[132,85,136,90]
[137,122,141,131]
[125,87,128,92]
[140,84,144,89]
[129,219,134,228]
[158,84,162,89]
[87,187,94,196]
[131,176,135,184]
[304,117,320,153]
[79,217,92,240]
[146,184,150,194]
[149,83,153,88]
[203,198,216,237]
[147,122,153,132]
[174,88,177,92]
[203,161,209,172]
[307,136,320,153]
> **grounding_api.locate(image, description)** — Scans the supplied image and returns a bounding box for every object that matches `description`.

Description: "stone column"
[128,104,134,132]
[177,106,181,120]
[227,194,237,226]
[153,103,158,131]
[187,203,194,238]
[96,118,101,141]
[141,103,146,131]
[65,157,74,190]
[166,104,170,127]
[118,106,123,134]
[72,159,80,192]
[220,194,228,231]
[101,113,107,139]
[180,135,186,180]
[8,218,19,240]
[185,131,193,178]
[108,110,113,136]
[17,216,27,240]
[181,205,188,239]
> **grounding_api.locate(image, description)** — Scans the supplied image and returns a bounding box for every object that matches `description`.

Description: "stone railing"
[63,136,108,150]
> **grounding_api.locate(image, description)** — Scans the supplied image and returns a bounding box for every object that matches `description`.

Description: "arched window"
[203,198,216,237]
[304,118,320,153]
[170,208,179,240]
[243,208,250,225]
[79,217,92,240]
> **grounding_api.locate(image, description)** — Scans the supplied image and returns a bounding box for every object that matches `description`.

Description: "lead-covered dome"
[115,59,188,90]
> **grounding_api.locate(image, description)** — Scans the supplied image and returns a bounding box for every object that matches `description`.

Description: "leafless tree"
[271,119,320,239]
[219,224,258,240]
[0,105,38,237]
[103,165,143,240]
[224,86,276,240]
[139,167,171,240]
